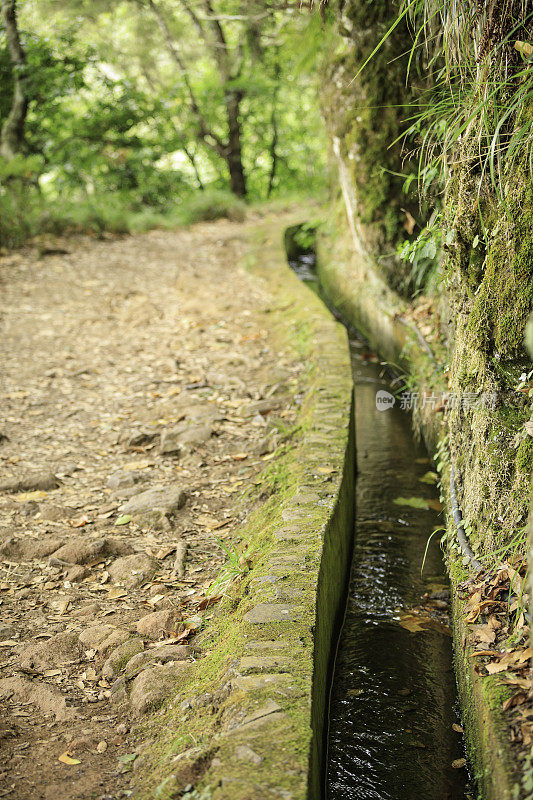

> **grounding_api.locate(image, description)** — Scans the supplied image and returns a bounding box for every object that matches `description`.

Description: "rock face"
[136,609,182,640]
[129,662,191,715]
[108,553,158,587]
[120,486,187,516]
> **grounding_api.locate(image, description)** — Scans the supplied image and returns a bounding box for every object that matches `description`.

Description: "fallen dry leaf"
[107,587,127,599]
[14,490,48,502]
[123,460,154,470]
[68,515,91,528]
[503,691,528,711]
[58,751,81,765]
[197,594,222,611]
[485,661,508,675]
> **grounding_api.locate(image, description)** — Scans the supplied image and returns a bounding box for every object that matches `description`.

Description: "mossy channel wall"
[133,216,355,800]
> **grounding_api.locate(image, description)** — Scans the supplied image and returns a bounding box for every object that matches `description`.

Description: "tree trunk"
[225,88,246,197]
[267,59,280,198]
[0,0,28,160]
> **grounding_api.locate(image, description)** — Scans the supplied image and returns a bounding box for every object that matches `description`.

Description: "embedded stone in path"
[0,676,76,721]
[107,469,148,490]
[124,644,190,679]
[136,609,182,640]
[126,431,160,448]
[129,662,192,715]
[19,632,82,671]
[108,553,158,587]
[159,424,212,456]
[239,655,293,672]
[291,492,321,506]
[243,603,297,624]
[78,624,116,650]
[50,536,133,566]
[0,536,64,561]
[273,526,302,541]
[245,640,290,651]
[234,745,263,765]
[0,471,61,494]
[102,639,145,680]
[119,485,187,515]
[98,629,131,656]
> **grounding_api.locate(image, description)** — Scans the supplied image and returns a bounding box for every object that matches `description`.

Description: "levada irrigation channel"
[286,231,474,800]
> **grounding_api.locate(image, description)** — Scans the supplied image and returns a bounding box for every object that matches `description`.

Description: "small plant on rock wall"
[396,210,453,294]
[352,0,533,252]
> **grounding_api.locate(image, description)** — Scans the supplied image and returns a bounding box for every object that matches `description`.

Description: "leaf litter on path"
[0,218,305,798]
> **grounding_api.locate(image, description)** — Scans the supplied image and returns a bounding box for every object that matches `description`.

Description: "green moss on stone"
[466,174,533,359]
[319,0,421,294]
[516,436,533,474]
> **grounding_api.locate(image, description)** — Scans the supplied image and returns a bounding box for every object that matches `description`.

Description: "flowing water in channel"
[326,340,470,800]
[287,244,473,800]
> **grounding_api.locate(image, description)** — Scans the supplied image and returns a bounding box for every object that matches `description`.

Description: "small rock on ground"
[51,536,133,565]
[120,486,187,515]
[129,662,192,715]
[108,554,158,587]
[136,609,182,640]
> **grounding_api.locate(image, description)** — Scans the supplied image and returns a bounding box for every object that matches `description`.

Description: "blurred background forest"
[0,0,326,246]
[2,0,532,307]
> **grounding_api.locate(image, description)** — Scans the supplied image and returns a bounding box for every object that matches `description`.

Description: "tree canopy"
[0,0,326,244]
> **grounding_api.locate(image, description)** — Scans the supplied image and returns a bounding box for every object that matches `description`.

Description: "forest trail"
[0,219,301,799]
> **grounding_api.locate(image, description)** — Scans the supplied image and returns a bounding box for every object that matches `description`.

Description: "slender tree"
[1,0,28,159]
[139,0,248,196]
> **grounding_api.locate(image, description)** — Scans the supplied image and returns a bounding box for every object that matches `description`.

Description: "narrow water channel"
[326,339,470,800]
[286,233,473,800]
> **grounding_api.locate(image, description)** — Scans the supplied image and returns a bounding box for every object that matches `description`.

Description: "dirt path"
[0,220,300,799]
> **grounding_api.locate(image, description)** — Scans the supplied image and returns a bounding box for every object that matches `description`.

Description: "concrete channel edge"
[132,217,355,800]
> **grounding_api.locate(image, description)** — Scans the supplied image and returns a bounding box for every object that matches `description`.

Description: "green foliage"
[205,534,254,598]
[384,1,533,206]
[293,221,318,252]
[396,212,453,294]
[0,0,326,248]
[178,189,246,225]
